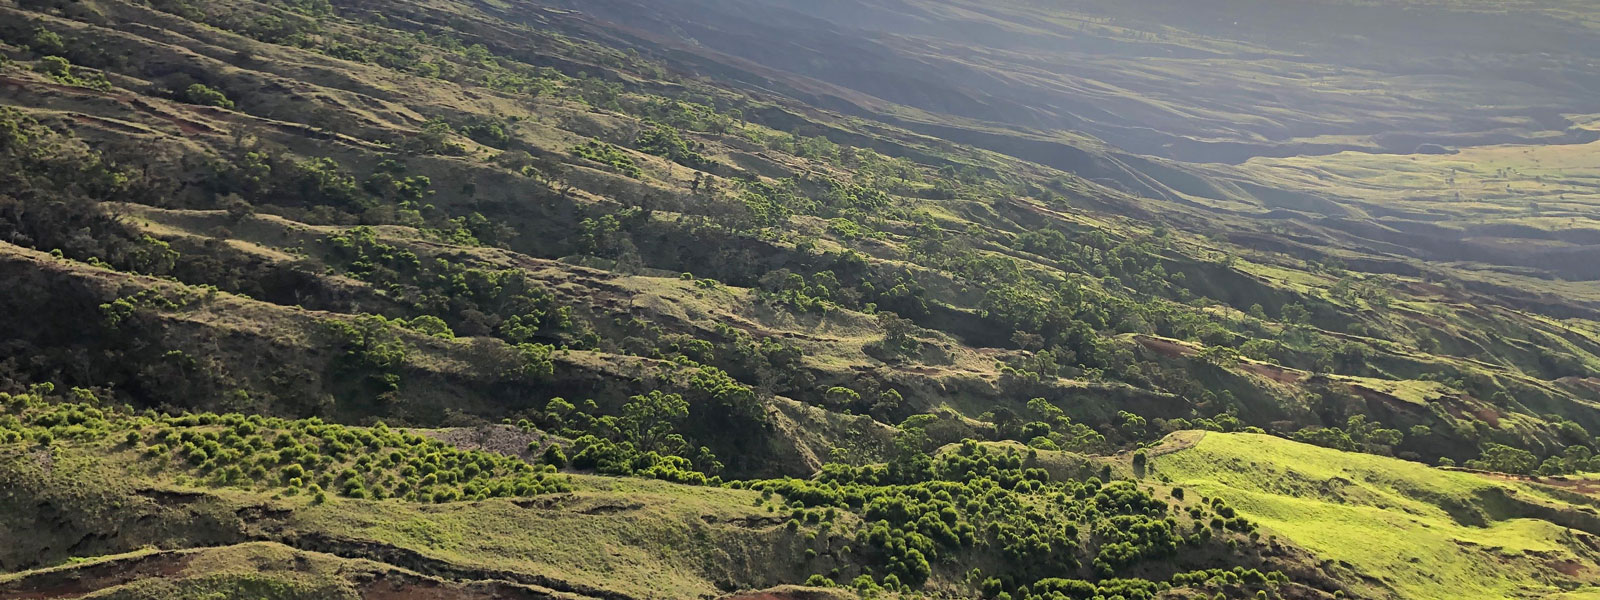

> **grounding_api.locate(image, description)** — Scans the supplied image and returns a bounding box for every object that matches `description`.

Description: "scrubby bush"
[182,83,234,109]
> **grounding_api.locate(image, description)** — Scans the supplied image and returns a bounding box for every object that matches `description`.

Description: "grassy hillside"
[2,0,1600,596]
[1155,432,1600,599]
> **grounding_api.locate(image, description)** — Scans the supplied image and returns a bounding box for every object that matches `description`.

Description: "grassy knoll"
[1154,432,1600,599]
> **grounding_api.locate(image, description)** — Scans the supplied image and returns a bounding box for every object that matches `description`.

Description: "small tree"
[621,390,688,452]
[824,386,861,409]
[183,83,235,109]
[542,443,567,468]
[30,27,66,56]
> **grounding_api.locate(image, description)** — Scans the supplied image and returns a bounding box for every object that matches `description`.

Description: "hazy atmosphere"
[2,0,1599,598]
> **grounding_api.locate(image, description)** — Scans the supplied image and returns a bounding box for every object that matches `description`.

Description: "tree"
[182,84,234,109]
[876,312,920,357]
[1291,426,1355,452]
[1466,443,1537,475]
[544,397,575,426]
[1281,303,1311,326]
[1026,397,1064,423]
[1117,410,1147,439]
[621,390,688,452]
[542,444,567,468]
[30,27,66,56]
[404,119,464,155]
[1194,345,1241,370]
[1345,414,1402,453]
[824,386,861,409]
[872,389,903,416]
[403,315,453,338]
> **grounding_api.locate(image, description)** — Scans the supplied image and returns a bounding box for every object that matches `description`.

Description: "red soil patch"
[1239,361,1302,384]
[1348,384,1411,411]
[68,113,149,134]
[1134,335,1193,358]
[1558,377,1600,398]
[1534,475,1600,496]
[1550,559,1586,577]
[1472,406,1502,428]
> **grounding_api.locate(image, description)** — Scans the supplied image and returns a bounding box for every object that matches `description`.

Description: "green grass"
[291,480,818,599]
[0,543,367,600]
[0,429,827,600]
[1154,432,1600,599]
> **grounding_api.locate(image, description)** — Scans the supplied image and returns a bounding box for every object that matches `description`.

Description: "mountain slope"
[3,0,1600,597]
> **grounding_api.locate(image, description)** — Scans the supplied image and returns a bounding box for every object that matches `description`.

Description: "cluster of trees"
[1,384,570,503]
[634,121,707,168]
[322,226,575,344]
[570,141,642,178]
[1457,443,1600,476]
[987,567,1287,600]
[522,391,724,485]
[985,398,1109,453]
[745,438,1262,594]
[1290,415,1404,455]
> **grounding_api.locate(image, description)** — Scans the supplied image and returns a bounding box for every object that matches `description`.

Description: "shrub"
[542,443,568,468]
[182,83,235,108]
[570,141,642,178]
[30,27,67,56]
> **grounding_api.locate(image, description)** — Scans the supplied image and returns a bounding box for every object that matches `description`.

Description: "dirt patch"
[700,515,785,529]
[359,572,568,600]
[1550,559,1587,577]
[1459,470,1600,496]
[1134,335,1194,358]
[283,533,633,600]
[1240,361,1302,384]
[1471,406,1502,428]
[135,488,208,507]
[577,502,643,516]
[68,113,152,135]
[512,493,578,511]
[1347,384,1418,413]
[418,425,551,464]
[1559,377,1600,396]
[718,586,851,600]
[0,551,192,599]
